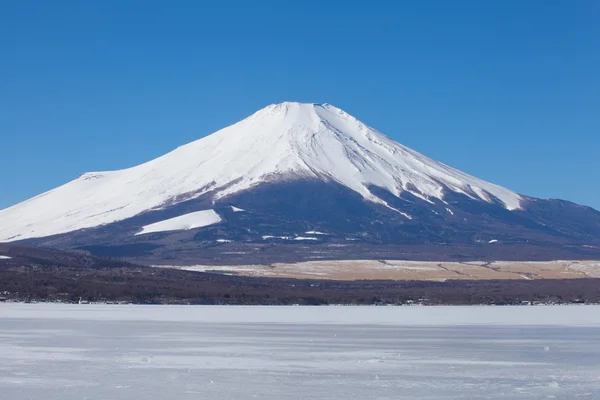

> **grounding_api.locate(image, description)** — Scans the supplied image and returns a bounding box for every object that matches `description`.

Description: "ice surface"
[0,255,11,259]
[1,304,600,400]
[0,102,522,242]
[136,210,221,235]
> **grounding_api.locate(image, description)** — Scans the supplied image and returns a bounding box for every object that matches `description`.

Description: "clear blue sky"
[1,0,598,210]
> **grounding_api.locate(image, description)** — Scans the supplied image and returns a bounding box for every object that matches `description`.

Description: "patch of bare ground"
[156,260,600,281]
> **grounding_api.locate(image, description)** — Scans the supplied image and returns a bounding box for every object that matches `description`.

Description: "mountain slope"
[1,102,599,263]
[0,102,521,242]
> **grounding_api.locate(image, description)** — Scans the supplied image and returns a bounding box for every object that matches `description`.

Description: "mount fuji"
[2,102,599,264]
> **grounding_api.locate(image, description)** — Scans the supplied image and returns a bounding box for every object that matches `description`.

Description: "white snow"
[0,102,523,242]
[136,210,221,236]
[230,206,244,212]
[262,235,292,240]
[398,211,413,220]
[0,255,11,259]
[305,231,329,235]
[215,239,232,243]
[294,236,319,241]
[489,239,499,244]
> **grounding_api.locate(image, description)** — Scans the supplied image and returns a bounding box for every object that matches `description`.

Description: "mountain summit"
[1,102,599,263]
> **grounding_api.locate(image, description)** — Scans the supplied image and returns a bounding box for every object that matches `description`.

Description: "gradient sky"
[1,0,598,210]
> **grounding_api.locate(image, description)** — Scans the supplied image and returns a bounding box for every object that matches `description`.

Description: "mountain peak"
[265,101,326,109]
[253,101,333,124]
[253,102,348,124]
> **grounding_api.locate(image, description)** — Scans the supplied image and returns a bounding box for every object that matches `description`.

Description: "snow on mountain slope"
[0,102,522,242]
[136,210,221,236]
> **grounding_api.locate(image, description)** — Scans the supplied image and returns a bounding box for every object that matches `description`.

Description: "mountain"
[1,102,599,264]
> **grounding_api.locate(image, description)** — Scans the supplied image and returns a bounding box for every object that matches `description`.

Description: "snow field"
[136,210,221,235]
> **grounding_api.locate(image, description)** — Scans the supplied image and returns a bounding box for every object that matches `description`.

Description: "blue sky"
[1,0,598,210]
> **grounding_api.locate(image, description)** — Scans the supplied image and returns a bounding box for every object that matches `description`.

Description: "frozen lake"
[1,304,600,399]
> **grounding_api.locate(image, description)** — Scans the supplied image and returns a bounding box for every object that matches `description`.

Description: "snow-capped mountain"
[1,102,599,263]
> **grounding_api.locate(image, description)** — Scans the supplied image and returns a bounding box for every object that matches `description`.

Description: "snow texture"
[1,304,600,400]
[136,210,221,236]
[0,255,11,259]
[0,102,522,242]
